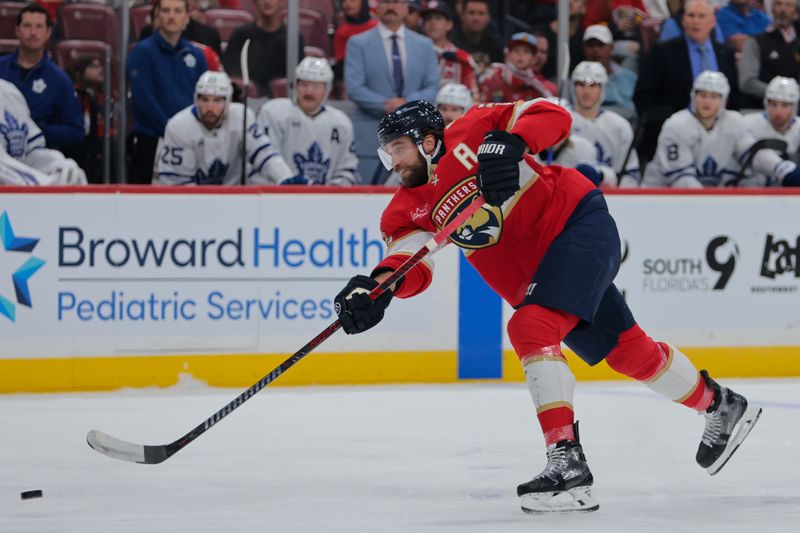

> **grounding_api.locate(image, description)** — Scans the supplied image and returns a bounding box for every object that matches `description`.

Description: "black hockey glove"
[334,275,393,335]
[476,130,527,206]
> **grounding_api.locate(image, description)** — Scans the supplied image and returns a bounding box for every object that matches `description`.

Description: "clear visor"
[377,139,418,171]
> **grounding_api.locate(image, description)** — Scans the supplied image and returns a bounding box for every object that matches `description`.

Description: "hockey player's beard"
[200,111,224,129]
[396,153,429,188]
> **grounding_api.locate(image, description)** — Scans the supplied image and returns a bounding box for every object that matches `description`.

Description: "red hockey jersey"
[373,100,596,306]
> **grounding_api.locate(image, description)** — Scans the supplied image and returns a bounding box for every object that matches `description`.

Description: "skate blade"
[520,486,599,514]
[707,404,763,476]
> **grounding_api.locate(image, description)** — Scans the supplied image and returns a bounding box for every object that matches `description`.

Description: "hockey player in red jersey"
[333,99,762,514]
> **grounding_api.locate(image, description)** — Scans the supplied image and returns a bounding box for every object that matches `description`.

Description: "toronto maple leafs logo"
[697,155,722,186]
[293,142,330,184]
[0,111,29,158]
[194,159,230,185]
[32,78,47,94]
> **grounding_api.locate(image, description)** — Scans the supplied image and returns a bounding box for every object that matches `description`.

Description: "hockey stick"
[87,196,488,464]
[729,138,787,187]
[240,38,251,186]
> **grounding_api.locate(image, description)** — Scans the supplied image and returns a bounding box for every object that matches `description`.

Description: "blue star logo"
[0,211,45,322]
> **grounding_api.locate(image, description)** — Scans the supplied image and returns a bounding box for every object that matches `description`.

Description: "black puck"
[21,490,43,500]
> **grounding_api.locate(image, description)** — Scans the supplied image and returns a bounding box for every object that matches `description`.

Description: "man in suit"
[634,0,739,161]
[345,0,440,182]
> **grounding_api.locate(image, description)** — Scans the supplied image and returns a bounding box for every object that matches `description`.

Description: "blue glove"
[575,163,603,186]
[782,166,800,187]
[280,173,309,185]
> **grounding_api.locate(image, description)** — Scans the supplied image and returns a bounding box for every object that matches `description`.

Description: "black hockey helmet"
[377,100,445,148]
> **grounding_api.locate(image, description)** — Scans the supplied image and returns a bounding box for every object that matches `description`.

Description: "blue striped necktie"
[391,34,404,97]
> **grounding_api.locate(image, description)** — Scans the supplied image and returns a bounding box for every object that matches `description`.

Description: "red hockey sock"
[606,325,714,412]
[508,305,580,446]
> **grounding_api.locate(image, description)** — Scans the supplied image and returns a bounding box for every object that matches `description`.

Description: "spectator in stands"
[421,1,479,100]
[333,0,377,81]
[222,0,304,97]
[533,0,586,80]
[345,0,439,182]
[450,0,505,70]
[481,32,557,103]
[65,55,108,183]
[716,0,770,52]
[659,0,725,43]
[0,3,83,151]
[738,0,799,103]
[127,0,208,184]
[405,0,423,31]
[582,24,637,119]
[585,0,648,41]
[634,0,738,160]
[531,29,551,80]
[140,0,223,56]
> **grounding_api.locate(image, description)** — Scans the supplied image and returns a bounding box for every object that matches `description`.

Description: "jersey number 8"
[666,143,679,161]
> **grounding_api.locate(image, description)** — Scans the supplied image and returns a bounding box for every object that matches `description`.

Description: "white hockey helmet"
[294,57,333,112]
[571,61,607,109]
[294,57,334,87]
[571,61,608,86]
[765,76,800,106]
[691,70,730,101]
[436,83,473,111]
[195,70,233,101]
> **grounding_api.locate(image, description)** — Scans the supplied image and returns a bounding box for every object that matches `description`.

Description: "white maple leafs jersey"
[741,112,800,186]
[535,134,596,166]
[569,107,640,187]
[257,99,359,185]
[644,109,785,188]
[0,79,86,185]
[155,102,293,185]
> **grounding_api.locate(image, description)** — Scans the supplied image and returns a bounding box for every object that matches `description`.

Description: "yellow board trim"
[0,351,458,394]
[503,347,800,381]
[2,346,799,394]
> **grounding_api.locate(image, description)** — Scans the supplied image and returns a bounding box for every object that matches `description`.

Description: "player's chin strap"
[419,140,442,181]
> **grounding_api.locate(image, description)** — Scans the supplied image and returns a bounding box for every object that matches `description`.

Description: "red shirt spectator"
[334,0,377,63]
[421,1,479,100]
[480,33,557,103]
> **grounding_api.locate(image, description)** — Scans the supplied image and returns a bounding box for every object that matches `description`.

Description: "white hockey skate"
[517,423,599,514]
[696,370,762,476]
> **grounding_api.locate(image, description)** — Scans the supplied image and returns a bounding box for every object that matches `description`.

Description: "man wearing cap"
[582,24,637,119]
[480,32,557,104]
[421,1,479,100]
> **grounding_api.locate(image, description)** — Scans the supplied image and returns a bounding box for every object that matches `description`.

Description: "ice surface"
[1,380,798,532]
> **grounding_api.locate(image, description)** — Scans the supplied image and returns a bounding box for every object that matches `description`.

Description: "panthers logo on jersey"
[0,111,29,158]
[432,177,502,250]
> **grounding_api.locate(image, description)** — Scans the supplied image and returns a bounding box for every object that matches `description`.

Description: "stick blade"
[87,429,149,464]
